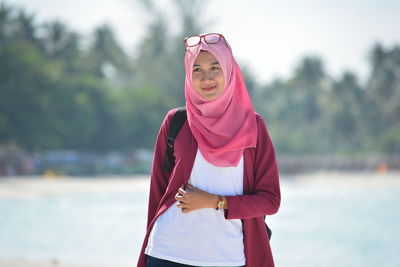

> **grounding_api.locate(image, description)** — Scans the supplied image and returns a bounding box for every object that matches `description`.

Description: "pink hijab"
[184,35,257,167]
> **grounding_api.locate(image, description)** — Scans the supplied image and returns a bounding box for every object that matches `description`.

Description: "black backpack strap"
[265,218,272,240]
[163,107,187,173]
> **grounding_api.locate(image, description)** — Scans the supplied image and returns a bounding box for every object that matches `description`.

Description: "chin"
[204,95,218,101]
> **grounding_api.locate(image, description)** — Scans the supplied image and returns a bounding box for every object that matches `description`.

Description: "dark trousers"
[147,255,192,267]
[146,255,245,267]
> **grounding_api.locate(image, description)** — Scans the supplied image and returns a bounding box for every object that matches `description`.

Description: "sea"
[0,172,399,267]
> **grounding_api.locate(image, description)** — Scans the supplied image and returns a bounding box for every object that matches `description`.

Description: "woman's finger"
[181,208,190,213]
[177,201,190,209]
[178,187,186,195]
[175,194,186,202]
[186,184,195,190]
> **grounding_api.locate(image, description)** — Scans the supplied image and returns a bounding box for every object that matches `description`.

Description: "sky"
[3,0,400,85]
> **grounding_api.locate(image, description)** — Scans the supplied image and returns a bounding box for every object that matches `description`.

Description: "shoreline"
[0,171,399,199]
[0,175,150,199]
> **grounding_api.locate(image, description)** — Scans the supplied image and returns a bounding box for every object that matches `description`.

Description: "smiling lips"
[202,85,217,91]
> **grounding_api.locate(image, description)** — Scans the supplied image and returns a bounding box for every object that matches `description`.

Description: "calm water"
[0,174,399,267]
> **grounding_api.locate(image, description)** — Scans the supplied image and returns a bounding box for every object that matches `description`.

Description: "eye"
[211,66,220,71]
[193,68,201,72]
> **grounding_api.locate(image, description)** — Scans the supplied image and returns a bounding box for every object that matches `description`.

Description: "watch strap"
[216,195,225,210]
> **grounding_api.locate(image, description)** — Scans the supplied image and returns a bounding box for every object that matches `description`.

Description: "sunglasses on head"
[184,33,227,49]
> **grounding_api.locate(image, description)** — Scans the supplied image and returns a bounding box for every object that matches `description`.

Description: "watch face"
[218,201,224,209]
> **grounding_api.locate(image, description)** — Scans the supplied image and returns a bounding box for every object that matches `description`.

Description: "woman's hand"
[175,184,219,213]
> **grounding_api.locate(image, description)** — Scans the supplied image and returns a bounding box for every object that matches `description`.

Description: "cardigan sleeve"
[224,114,281,219]
[146,110,175,228]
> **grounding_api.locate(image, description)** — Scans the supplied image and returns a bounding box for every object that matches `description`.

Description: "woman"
[137,33,281,267]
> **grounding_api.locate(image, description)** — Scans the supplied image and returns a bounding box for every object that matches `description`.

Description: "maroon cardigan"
[137,109,281,267]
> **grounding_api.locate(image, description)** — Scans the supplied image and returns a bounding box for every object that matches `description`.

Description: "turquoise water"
[270,176,400,267]
[0,191,148,266]
[0,175,399,267]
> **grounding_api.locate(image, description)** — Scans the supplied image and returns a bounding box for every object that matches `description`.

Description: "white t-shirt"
[145,149,245,266]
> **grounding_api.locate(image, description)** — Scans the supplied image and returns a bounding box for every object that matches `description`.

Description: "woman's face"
[192,51,225,101]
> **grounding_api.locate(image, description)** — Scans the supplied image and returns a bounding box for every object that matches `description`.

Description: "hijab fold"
[184,37,257,167]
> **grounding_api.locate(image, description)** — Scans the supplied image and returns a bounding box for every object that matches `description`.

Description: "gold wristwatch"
[216,195,225,210]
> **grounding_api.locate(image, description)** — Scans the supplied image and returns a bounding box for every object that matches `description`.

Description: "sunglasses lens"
[186,36,201,47]
[204,34,221,44]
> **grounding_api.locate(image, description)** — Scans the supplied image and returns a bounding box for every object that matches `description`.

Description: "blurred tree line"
[0,0,399,158]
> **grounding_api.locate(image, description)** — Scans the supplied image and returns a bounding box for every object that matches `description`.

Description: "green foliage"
[379,127,400,154]
[0,1,399,156]
[254,50,400,154]
[0,39,57,151]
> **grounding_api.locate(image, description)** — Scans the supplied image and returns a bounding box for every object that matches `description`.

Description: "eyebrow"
[193,62,220,67]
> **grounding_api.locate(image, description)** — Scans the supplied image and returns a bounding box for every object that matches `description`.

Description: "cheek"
[191,76,201,90]
[216,72,225,86]
[192,73,200,82]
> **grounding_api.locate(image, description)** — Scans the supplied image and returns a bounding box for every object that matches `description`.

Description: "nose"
[201,70,214,81]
